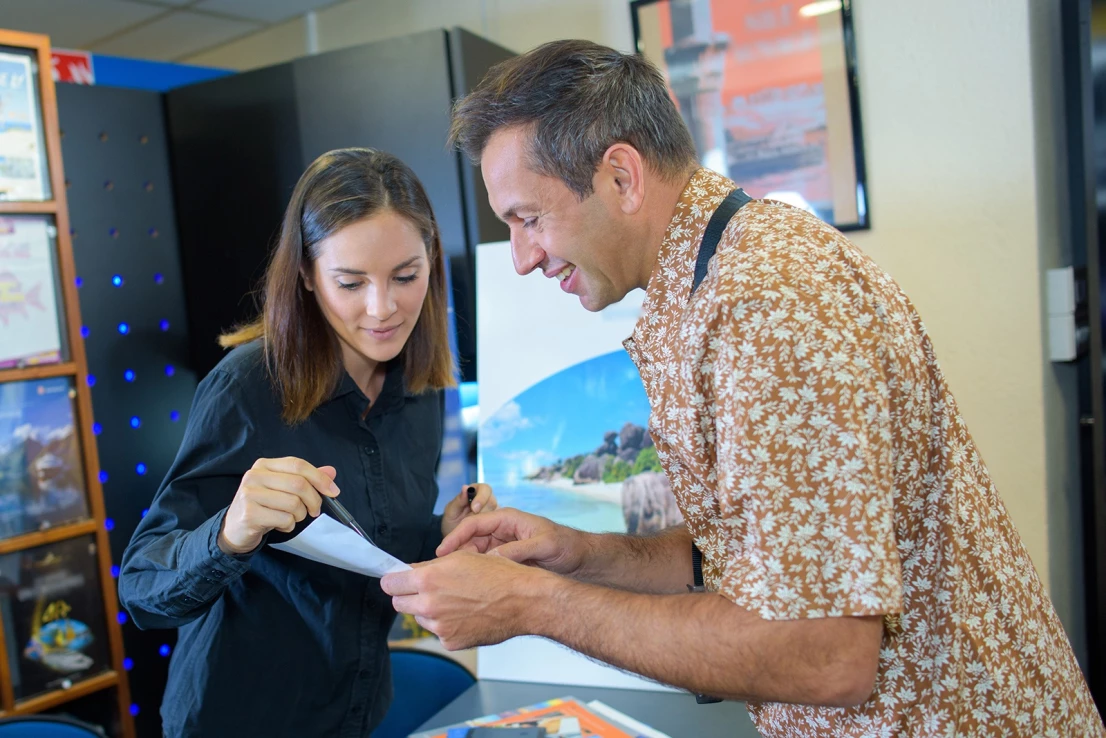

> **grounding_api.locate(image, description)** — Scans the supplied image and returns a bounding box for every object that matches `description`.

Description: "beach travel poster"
[476,240,678,692]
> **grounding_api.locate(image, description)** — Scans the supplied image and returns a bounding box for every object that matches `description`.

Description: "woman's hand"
[219,457,339,555]
[440,483,497,537]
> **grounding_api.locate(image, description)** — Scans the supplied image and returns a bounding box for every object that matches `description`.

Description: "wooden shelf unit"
[0,28,135,736]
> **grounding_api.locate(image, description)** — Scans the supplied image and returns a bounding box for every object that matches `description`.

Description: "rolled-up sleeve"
[705,288,904,621]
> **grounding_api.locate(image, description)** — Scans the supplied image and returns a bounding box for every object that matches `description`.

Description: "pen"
[466,486,477,505]
[321,494,373,543]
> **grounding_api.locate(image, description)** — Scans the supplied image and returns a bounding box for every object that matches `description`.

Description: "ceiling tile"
[89,9,261,61]
[194,0,335,24]
[0,0,166,49]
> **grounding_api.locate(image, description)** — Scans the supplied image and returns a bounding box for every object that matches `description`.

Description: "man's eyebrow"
[497,203,536,223]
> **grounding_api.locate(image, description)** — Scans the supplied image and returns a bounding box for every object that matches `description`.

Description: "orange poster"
[422,697,647,738]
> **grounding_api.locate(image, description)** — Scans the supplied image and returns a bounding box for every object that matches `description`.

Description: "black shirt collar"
[330,359,407,414]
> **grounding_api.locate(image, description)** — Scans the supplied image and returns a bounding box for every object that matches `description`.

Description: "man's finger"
[469,483,493,513]
[490,538,547,564]
[390,594,423,616]
[380,569,421,596]
[438,510,514,556]
[414,615,438,635]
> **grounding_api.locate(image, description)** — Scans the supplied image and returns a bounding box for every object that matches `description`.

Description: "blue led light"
[112,275,123,287]
[141,508,149,518]
[117,612,127,625]
[169,410,180,422]
[86,374,96,387]
[111,565,120,578]
[129,705,139,717]
[154,272,164,284]
[109,227,119,238]
[159,644,171,657]
[117,322,129,335]
[130,416,141,429]
[104,518,115,531]
[159,319,170,331]
[92,422,102,435]
[165,365,175,377]
[124,369,135,382]
[74,276,83,288]
[80,325,90,339]
[99,471,108,484]
[136,463,147,475]
[123,657,134,671]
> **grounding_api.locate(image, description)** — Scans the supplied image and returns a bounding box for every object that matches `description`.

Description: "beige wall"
[183,0,634,69]
[185,0,1084,655]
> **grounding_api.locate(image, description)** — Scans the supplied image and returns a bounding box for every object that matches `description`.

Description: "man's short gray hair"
[449,39,699,199]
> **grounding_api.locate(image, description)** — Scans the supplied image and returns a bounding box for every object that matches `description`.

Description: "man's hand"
[440,483,497,537]
[381,551,550,650]
[437,508,590,577]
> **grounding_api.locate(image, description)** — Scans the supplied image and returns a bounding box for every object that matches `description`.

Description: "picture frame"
[630,0,870,230]
[0,214,66,369]
[0,45,51,202]
[0,376,92,541]
[0,535,111,701]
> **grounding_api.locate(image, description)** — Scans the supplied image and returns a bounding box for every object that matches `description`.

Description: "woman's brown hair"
[221,148,455,424]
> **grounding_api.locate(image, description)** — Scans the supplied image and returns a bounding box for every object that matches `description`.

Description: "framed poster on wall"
[0,377,91,541]
[475,240,679,691]
[0,215,65,369]
[631,0,869,230]
[0,47,50,202]
[0,535,111,701]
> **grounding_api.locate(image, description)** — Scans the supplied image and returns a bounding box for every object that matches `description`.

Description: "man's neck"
[635,167,698,291]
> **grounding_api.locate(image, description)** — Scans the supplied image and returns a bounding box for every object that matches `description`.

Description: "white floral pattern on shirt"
[624,169,1104,737]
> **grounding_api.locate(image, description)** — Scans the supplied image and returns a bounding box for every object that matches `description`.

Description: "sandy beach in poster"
[478,350,652,534]
[532,477,622,504]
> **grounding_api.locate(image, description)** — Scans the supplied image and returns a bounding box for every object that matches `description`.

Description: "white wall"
[185,0,1084,658]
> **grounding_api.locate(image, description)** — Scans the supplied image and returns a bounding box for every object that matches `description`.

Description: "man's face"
[481,127,632,312]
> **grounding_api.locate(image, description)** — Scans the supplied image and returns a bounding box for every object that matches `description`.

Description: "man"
[381,40,1104,736]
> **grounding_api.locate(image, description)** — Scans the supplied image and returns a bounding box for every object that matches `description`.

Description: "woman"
[119,148,494,738]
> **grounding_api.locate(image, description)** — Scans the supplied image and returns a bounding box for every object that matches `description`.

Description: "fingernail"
[472,502,482,512]
[330,482,340,496]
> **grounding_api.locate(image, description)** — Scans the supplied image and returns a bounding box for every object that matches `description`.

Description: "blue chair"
[0,715,107,737]
[372,648,476,738]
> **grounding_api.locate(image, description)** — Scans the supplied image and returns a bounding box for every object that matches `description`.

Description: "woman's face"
[303,209,431,370]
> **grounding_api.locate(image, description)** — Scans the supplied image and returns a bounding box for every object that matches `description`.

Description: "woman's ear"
[300,266,315,292]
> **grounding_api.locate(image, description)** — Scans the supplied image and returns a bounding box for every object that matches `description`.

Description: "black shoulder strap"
[690,188,752,297]
[689,188,751,592]
[686,189,749,707]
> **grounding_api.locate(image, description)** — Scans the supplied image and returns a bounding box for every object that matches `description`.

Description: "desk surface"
[417,680,759,737]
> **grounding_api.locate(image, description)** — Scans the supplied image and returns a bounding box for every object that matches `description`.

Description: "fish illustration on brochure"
[0,215,63,369]
[411,696,672,738]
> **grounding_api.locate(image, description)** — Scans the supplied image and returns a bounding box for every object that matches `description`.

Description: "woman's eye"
[337,281,361,291]
[395,273,418,285]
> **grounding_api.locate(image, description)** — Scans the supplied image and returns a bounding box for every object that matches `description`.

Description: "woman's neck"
[340,344,384,404]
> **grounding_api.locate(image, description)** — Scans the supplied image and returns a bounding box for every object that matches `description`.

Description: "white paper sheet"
[269,514,410,578]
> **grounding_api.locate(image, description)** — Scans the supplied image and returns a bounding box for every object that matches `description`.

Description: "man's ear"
[602,143,646,215]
